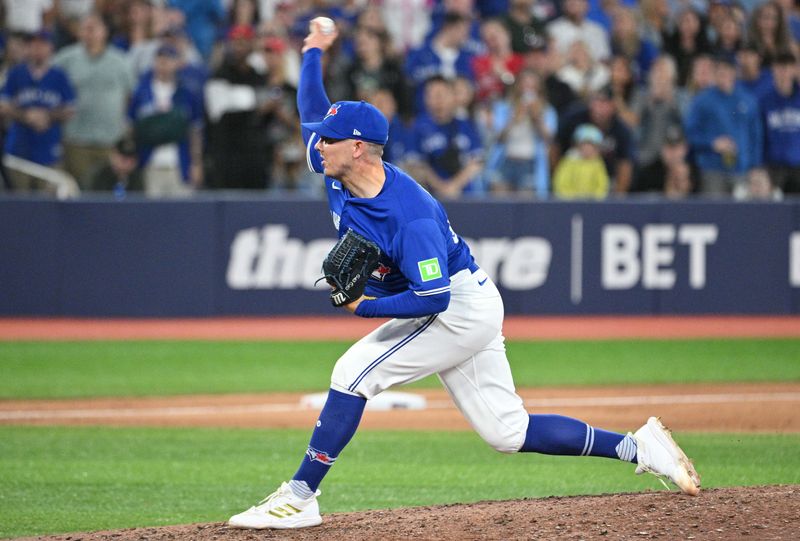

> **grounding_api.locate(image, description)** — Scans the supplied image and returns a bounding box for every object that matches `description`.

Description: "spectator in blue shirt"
[759,52,800,194]
[0,30,75,190]
[684,52,763,195]
[405,12,476,113]
[403,76,484,198]
[128,44,204,196]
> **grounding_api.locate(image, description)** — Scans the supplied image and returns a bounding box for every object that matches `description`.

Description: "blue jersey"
[299,48,476,319]
[759,83,800,167]
[127,72,204,180]
[0,63,75,165]
[684,85,762,173]
[404,43,475,113]
[407,112,484,193]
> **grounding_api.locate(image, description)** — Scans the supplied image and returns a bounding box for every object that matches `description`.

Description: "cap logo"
[324,104,340,119]
[353,128,361,136]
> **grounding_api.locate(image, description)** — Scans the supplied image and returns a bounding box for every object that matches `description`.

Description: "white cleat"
[228,482,322,529]
[633,417,701,496]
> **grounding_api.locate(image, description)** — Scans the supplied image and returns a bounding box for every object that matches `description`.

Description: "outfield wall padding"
[1,197,798,316]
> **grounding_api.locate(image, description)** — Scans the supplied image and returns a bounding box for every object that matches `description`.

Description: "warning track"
[2,315,800,341]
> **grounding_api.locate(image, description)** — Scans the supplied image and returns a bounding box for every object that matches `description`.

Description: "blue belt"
[450,262,480,277]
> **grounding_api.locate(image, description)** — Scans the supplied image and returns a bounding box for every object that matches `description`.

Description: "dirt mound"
[18,486,799,541]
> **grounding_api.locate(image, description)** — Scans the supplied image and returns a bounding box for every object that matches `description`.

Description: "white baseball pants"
[331,268,530,453]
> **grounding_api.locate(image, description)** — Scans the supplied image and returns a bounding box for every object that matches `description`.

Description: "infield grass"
[1,426,798,539]
[1,338,799,399]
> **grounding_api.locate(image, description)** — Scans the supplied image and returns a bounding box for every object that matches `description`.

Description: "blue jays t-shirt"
[306,137,475,300]
[0,63,75,165]
[407,112,483,193]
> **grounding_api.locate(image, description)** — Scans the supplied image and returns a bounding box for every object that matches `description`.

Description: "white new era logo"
[353,129,361,136]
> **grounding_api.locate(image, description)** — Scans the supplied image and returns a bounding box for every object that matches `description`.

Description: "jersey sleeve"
[298,48,330,175]
[395,218,451,297]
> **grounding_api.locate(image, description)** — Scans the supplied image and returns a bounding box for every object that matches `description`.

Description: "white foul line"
[1,392,799,421]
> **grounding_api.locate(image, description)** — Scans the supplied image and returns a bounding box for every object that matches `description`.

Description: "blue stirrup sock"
[520,414,637,463]
[291,388,367,498]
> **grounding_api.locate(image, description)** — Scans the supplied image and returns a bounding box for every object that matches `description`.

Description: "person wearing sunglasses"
[227,17,701,531]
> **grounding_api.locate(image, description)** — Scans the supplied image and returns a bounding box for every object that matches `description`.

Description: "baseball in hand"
[311,16,336,35]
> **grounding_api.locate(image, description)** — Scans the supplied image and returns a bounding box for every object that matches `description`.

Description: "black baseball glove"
[322,229,381,307]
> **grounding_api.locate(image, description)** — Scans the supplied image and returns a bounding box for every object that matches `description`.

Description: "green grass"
[1,426,798,539]
[1,338,798,399]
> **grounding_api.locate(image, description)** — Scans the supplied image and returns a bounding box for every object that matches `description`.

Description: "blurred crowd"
[0,0,799,201]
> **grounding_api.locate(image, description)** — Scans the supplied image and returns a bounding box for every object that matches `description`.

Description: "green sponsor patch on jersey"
[418,257,442,282]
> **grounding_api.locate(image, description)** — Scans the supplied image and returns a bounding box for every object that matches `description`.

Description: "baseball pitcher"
[228,18,700,530]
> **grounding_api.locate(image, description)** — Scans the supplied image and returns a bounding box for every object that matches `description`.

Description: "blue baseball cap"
[302,101,389,145]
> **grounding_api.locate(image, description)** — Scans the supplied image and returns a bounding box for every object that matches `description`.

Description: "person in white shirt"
[547,0,610,63]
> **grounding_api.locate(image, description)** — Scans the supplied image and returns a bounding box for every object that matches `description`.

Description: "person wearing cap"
[555,85,635,193]
[0,29,76,190]
[632,125,701,194]
[53,12,136,187]
[552,122,610,199]
[87,135,144,194]
[226,16,702,532]
[127,42,203,196]
[684,51,763,195]
[758,51,800,194]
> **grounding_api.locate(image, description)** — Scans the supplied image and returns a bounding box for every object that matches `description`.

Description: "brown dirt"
[2,316,799,341]
[15,486,800,541]
[2,382,799,432]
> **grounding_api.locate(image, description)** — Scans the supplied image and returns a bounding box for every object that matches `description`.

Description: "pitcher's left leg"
[437,331,529,454]
[438,334,638,460]
[439,331,700,495]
